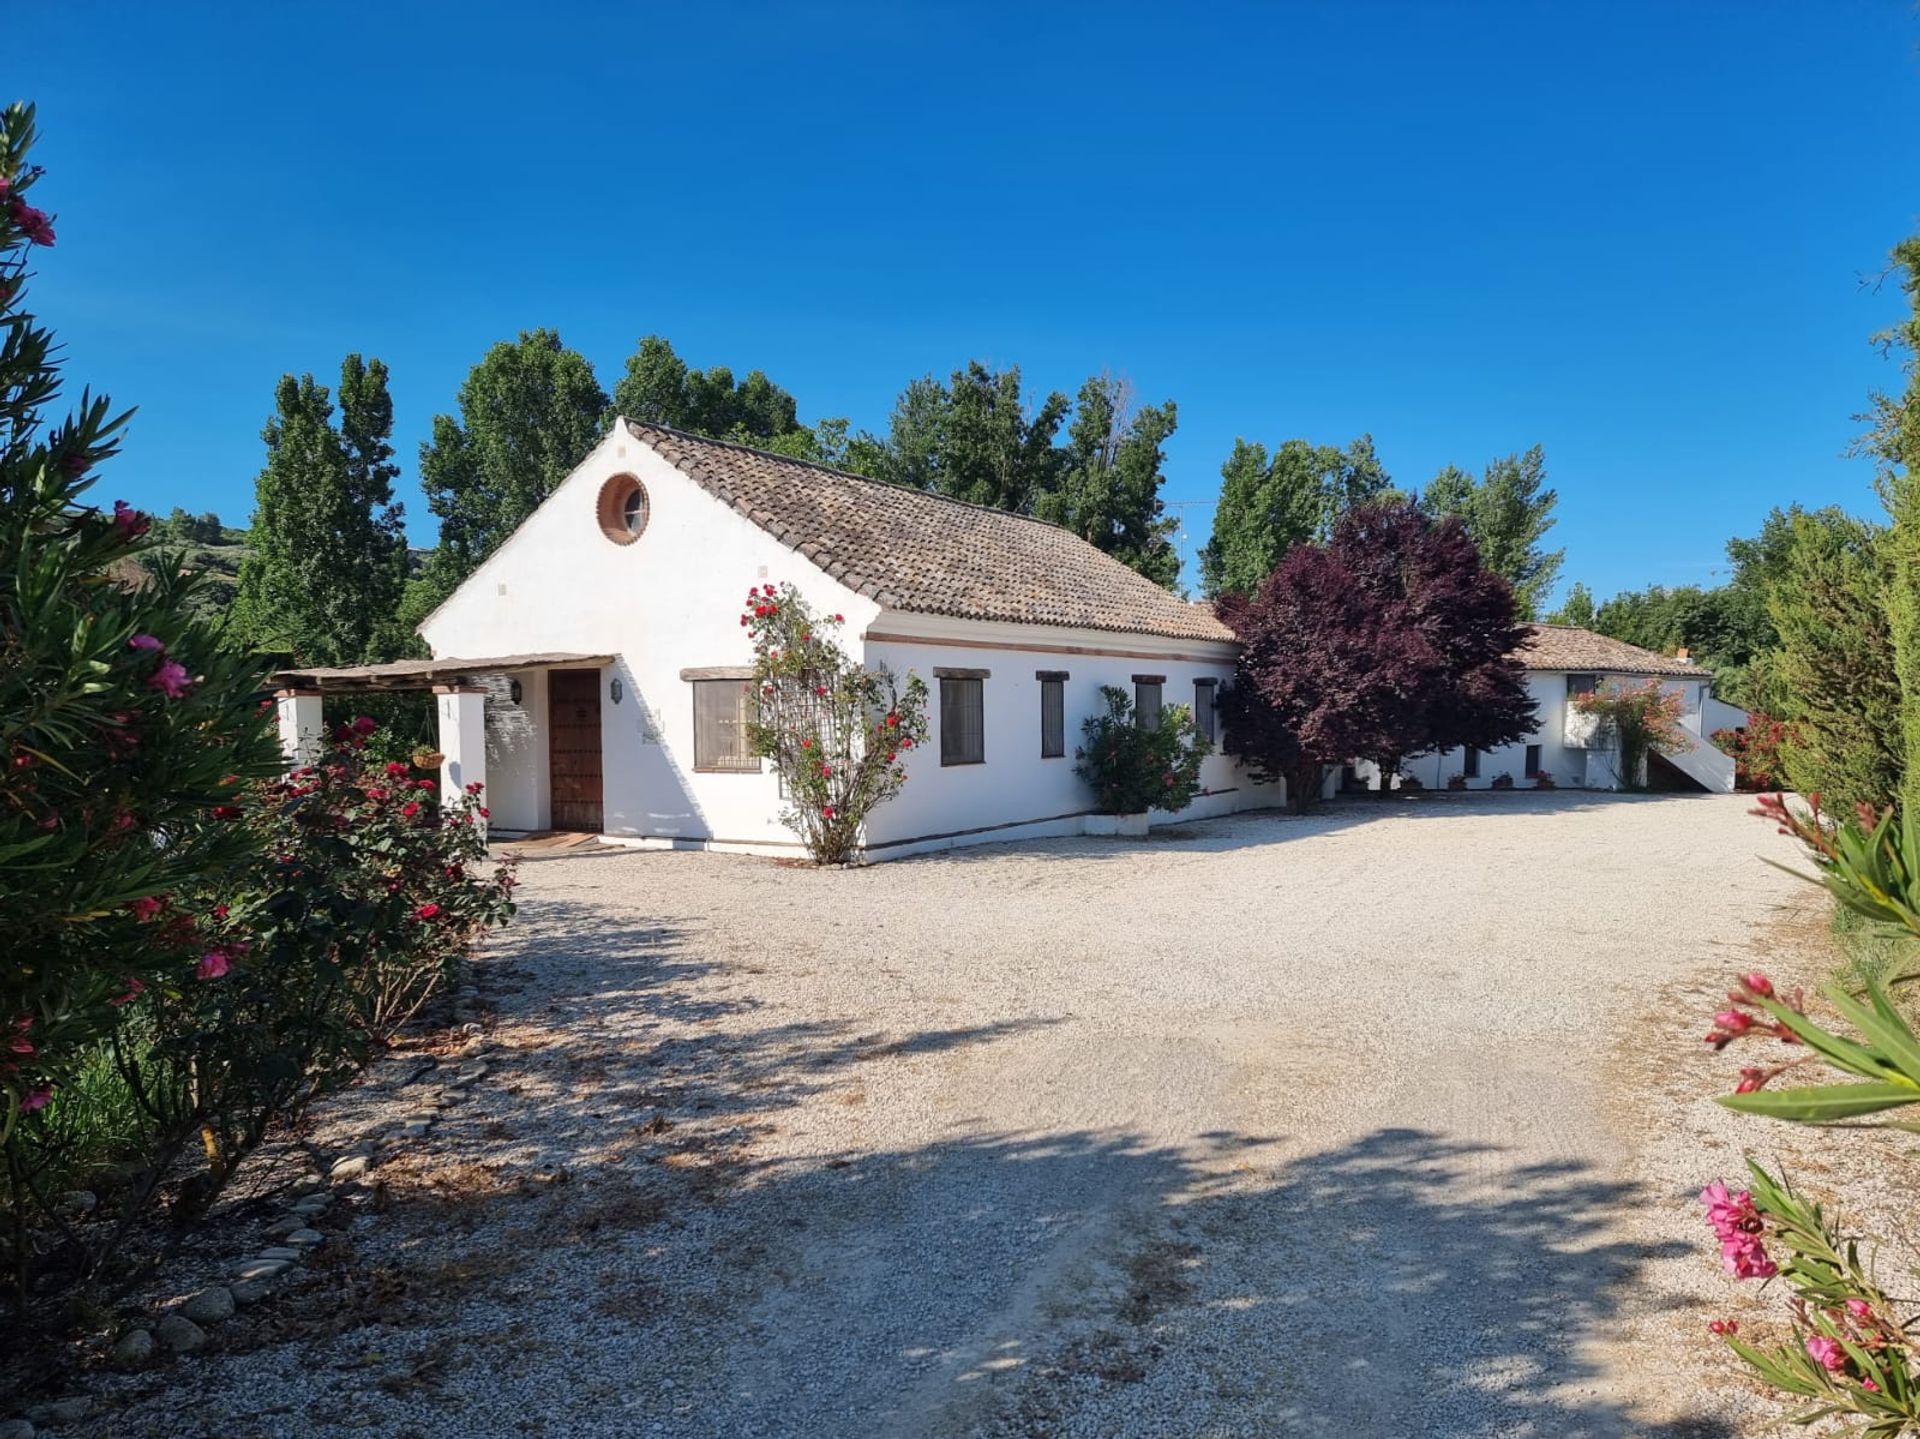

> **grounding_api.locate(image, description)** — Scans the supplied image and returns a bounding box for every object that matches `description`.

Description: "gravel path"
[96,791,1819,1438]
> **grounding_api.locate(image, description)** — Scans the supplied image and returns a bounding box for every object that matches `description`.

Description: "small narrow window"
[1039,673,1066,758]
[692,680,758,772]
[1133,677,1164,729]
[1462,747,1480,779]
[940,676,985,766]
[1193,679,1217,742]
[1524,744,1543,778]
[1566,673,1598,698]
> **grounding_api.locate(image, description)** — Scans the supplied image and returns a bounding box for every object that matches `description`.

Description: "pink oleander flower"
[1739,972,1774,999]
[111,498,148,537]
[385,761,410,777]
[127,895,165,922]
[19,1086,52,1114]
[1707,1318,1738,1336]
[128,632,164,652]
[147,659,192,699]
[10,199,55,246]
[351,714,377,736]
[464,781,484,795]
[1805,1335,1848,1373]
[8,1016,33,1057]
[1721,1234,1777,1280]
[110,976,145,1007]
[414,902,441,920]
[196,949,231,980]
[1846,1299,1876,1324]
[1702,1182,1764,1237]
[402,801,420,818]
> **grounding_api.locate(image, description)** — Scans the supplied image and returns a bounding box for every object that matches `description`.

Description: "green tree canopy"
[1198,434,1390,597]
[1767,509,1901,810]
[1873,236,1920,814]
[230,358,408,665]
[1547,581,1597,628]
[612,333,809,445]
[1033,375,1180,587]
[1416,446,1562,619]
[863,361,1070,511]
[413,329,608,613]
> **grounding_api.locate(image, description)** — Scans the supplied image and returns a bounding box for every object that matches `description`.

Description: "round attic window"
[596,473,649,545]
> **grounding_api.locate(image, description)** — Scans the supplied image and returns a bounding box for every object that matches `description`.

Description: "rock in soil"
[110,1327,155,1370]
[155,1313,207,1354]
[180,1286,235,1324]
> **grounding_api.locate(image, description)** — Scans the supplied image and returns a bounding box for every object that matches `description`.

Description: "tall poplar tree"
[230,357,407,664]
[1417,446,1563,620]
[1036,375,1181,587]
[412,329,608,613]
[1198,434,1390,597]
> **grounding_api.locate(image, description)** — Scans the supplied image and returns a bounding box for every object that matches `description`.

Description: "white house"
[274,419,1271,861]
[1375,624,1743,793]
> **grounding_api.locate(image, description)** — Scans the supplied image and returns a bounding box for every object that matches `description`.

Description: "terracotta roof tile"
[626,420,1232,643]
[1516,624,1707,677]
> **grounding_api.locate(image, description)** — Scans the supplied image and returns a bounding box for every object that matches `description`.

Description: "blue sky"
[15,3,1920,600]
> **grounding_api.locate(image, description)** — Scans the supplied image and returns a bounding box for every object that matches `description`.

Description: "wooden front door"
[548,669,604,832]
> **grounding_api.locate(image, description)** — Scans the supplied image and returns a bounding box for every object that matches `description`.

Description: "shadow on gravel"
[898,789,1730,867]
[97,888,1742,1437]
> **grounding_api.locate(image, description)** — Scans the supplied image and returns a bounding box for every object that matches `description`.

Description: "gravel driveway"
[102,792,1814,1438]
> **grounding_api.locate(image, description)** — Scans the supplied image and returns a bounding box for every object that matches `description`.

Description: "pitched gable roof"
[1516,624,1706,677]
[625,419,1232,643]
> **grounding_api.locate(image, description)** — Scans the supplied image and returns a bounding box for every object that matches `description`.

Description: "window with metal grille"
[1463,746,1480,778]
[692,680,759,772]
[940,677,985,765]
[1192,679,1217,742]
[1039,675,1066,758]
[1525,744,1543,777]
[1566,673,1598,698]
[1134,680,1163,729]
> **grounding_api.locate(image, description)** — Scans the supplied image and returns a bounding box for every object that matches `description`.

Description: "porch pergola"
[270,652,614,826]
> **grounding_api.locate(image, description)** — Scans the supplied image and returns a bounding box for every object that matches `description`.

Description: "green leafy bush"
[1073,685,1211,815]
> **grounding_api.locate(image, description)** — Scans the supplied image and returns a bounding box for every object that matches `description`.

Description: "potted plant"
[1490,772,1515,790]
[1446,773,1467,791]
[1533,769,1556,790]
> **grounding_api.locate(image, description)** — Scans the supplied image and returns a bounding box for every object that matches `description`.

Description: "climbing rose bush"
[1570,678,1688,790]
[1693,794,1920,1431]
[1073,685,1211,815]
[740,583,929,864]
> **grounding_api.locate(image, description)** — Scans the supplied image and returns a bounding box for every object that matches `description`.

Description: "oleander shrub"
[741,582,929,864]
[0,105,515,1317]
[1074,685,1211,815]
[1714,711,1796,792]
[1694,795,1920,1432]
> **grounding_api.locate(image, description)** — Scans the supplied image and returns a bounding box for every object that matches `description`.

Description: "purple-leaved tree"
[1218,499,1537,807]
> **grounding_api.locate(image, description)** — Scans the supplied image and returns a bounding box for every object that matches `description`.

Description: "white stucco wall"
[1388,670,1714,792]
[859,615,1268,855]
[419,426,877,850]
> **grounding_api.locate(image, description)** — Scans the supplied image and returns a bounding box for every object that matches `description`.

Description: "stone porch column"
[435,684,487,828]
[274,689,325,768]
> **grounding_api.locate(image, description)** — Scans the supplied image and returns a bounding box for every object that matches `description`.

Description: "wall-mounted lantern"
[610,677,624,705]
[508,678,524,705]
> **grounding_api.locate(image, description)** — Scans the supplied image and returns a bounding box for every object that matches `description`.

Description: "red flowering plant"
[1073,685,1211,816]
[1714,711,1797,792]
[1570,678,1690,790]
[1693,794,1920,1429]
[739,583,929,864]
